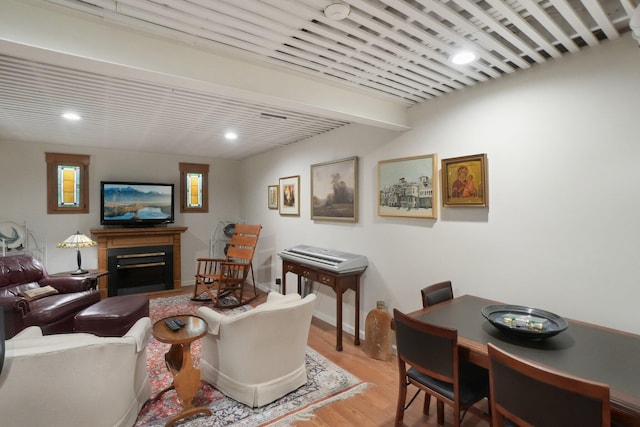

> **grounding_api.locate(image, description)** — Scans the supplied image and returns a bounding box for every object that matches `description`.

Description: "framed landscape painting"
[279,175,300,216]
[310,156,358,222]
[378,154,438,219]
[441,153,488,207]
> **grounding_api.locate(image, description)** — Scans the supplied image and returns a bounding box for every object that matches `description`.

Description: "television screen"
[100,181,175,226]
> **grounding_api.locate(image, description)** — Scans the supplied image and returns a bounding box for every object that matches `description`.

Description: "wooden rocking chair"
[192,224,262,308]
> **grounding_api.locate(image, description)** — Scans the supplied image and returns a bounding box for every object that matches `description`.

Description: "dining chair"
[393,309,490,427]
[487,343,611,427]
[421,280,454,308]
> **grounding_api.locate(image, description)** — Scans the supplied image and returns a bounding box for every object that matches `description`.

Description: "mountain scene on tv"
[103,185,172,221]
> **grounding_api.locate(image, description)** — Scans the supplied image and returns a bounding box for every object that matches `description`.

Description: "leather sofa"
[0,254,100,338]
[0,317,151,427]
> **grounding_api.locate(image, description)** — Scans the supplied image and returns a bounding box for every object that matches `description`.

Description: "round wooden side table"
[152,314,212,427]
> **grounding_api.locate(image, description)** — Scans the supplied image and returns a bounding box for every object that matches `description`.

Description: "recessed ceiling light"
[324,3,350,20]
[62,112,81,121]
[451,51,477,65]
[224,131,238,141]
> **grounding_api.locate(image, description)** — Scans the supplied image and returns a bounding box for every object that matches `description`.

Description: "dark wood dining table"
[408,295,640,426]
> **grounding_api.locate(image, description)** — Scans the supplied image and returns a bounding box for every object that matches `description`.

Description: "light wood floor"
[153,286,490,427]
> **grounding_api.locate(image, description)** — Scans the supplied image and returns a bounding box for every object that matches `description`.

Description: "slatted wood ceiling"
[0,0,636,159]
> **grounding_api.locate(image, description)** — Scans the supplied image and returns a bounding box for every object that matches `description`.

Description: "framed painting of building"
[441,153,488,207]
[311,156,358,222]
[279,175,300,216]
[378,154,438,219]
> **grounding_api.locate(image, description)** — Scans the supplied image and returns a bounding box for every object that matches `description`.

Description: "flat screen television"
[100,181,175,227]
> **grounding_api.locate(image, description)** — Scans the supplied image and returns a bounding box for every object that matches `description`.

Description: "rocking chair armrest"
[196,257,227,263]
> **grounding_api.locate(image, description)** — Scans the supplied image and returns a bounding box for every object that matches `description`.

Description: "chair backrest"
[1,318,151,427]
[199,293,317,380]
[393,308,458,384]
[488,343,611,427]
[421,280,453,308]
[225,224,261,264]
[0,254,45,291]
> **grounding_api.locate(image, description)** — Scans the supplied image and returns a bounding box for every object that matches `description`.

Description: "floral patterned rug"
[134,294,368,427]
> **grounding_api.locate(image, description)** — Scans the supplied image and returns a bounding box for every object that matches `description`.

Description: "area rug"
[134,294,368,427]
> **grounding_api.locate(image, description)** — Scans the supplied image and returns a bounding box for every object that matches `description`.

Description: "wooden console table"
[282,259,363,351]
[91,227,187,298]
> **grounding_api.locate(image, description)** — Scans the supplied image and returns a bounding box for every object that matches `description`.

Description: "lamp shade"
[57,231,97,249]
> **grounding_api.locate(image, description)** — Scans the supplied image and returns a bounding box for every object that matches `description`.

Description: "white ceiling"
[0,0,636,159]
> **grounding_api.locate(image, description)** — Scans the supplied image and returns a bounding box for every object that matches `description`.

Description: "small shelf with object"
[0,221,47,265]
[210,217,246,259]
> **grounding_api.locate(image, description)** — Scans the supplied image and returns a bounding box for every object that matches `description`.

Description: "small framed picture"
[441,154,488,207]
[311,156,358,222]
[267,185,279,209]
[378,154,438,219]
[279,175,300,216]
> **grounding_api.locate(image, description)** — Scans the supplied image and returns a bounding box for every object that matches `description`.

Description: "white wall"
[2,33,639,337]
[0,140,240,282]
[242,33,640,336]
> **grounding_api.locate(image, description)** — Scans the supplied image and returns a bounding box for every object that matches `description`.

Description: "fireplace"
[91,226,187,298]
[107,245,173,296]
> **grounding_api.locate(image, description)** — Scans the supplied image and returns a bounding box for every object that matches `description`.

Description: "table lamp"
[57,231,97,275]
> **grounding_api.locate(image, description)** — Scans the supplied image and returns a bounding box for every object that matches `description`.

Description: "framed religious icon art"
[378,154,437,219]
[310,156,358,222]
[441,153,488,207]
[279,175,300,216]
[267,185,278,210]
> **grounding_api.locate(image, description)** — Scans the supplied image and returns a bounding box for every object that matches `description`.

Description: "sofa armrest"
[196,306,226,335]
[265,291,301,305]
[123,317,151,352]
[9,326,44,340]
[39,276,92,293]
[0,297,30,339]
[0,296,29,315]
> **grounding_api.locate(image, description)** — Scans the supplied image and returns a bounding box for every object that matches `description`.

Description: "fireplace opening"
[107,245,173,296]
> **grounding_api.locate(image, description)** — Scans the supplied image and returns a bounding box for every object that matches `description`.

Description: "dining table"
[408,295,640,427]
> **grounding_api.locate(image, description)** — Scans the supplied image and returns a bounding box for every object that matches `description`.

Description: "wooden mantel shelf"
[91,226,188,298]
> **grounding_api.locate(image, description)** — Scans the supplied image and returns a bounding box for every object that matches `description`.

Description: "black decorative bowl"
[481,304,569,340]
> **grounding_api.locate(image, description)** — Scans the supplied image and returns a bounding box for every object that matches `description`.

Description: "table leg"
[336,288,343,351]
[354,276,360,346]
[282,271,287,295]
[162,342,212,427]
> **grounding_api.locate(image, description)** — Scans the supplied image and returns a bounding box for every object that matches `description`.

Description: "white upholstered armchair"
[0,317,152,427]
[196,291,316,407]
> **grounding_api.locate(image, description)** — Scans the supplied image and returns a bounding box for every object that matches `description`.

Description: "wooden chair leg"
[192,278,210,300]
[423,394,431,414]
[192,280,201,299]
[395,381,408,426]
[437,400,445,425]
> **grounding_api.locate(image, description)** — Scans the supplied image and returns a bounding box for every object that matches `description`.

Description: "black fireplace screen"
[107,245,173,296]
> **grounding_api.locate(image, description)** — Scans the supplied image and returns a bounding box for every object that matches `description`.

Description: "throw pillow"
[20,285,59,301]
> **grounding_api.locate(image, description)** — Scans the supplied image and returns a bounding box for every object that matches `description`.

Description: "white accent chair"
[0,317,152,427]
[196,291,316,407]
